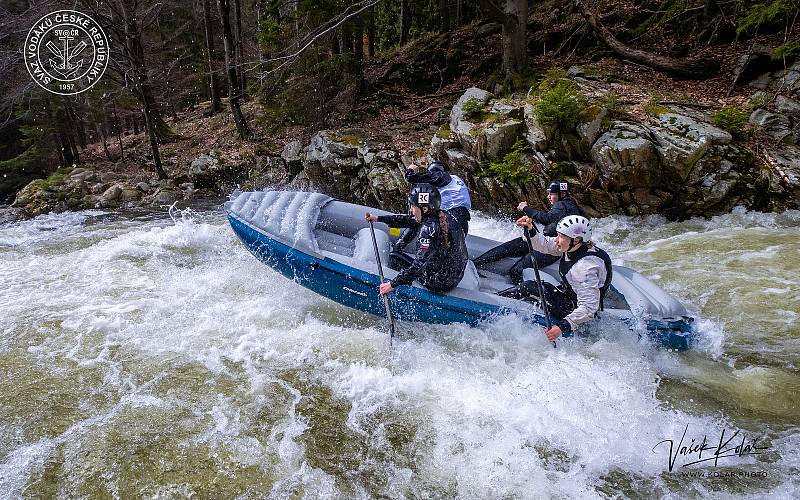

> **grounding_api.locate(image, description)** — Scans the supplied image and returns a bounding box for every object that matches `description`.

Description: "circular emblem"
[24,10,109,96]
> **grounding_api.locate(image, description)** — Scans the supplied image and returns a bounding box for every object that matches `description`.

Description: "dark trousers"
[473,237,559,283]
[499,281,575,320]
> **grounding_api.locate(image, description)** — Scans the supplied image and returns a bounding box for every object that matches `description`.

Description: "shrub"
[602,91,622,115]
[461,97,485,120]
[533,80,586,136]
[643,96,670,116]
[487,139,532,185]
[713,106,750,137]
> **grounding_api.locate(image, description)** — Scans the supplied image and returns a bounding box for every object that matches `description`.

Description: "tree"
[481,0,528,78]
[218,0,253,139]
[202,0,222,112]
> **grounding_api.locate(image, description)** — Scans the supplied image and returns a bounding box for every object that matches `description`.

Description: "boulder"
[190,154,219,175]
[576,106,608,150]
[449,87,491,133]
[775,95,800,117]
[100,184,123,202]
[647,113,732,180]
[523,103,548,152]
[749,109,794,144]
[591,122,660,185]
[281,140,303,165]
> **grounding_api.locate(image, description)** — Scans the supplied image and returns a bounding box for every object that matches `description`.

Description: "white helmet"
[556,215,592,242]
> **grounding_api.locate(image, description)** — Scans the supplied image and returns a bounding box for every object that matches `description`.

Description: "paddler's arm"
[515,216,560,256]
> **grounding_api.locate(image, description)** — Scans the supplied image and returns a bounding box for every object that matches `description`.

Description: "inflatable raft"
[226,190,696,350]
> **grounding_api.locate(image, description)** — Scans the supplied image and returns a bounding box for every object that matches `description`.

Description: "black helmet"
[408,183,442,210]
[428,161,448,173]
[548,180,570,194]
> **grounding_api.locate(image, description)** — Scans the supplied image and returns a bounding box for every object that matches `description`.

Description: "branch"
[257,0,384,77]
[575,0,720,79]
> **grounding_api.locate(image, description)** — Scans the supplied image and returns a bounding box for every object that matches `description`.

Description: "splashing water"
[0,207,797,498]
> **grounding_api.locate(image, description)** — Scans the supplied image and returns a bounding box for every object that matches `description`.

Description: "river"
[0,205,798,498]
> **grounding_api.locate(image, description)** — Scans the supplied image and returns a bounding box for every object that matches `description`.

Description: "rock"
[775,95,800,117]
[69,170,95,182]
[179,182,195,191]
[281,140,303,165]
[151,189,182,205]
[483,119,524,160]
[91,183,107,194]
[100,184,123,202]
[445,149,480,174]
[489,100,523,120]
[645,113,732,181]
[523,103,548,152]
[136,182,151,193]
[766,146,800,189]
[652,113,732,145]
[734,44,784,87]
[567,66,584,77]
[576,106,608,150]
[99,172,119,183]
[119,188,141,202]
[429,133,460,163]
[449,87,491,134]
[591,122,661,186]
[190,153,219,175]
[749,109,794,143]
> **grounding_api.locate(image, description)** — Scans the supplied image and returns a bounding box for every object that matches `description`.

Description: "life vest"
[438,174,472,211]
[557,244,613,311]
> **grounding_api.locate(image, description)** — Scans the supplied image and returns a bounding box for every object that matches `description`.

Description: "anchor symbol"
[47,35,87,79]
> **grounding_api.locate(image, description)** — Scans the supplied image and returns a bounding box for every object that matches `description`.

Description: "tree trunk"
[234,0,246,97]
[457,0,464,26]
[121,0,168,179]
[203,0,222,112]
[218,0,253,139]
[502,0,527,77]
[576,0,720,78]
[64,98,86,149]
[341,22,353,55]
[480,0,528,78]
[354,15,364,63]
[399,0,410,46]
[704,0,717,23]
[367,6,375,58]
[98,122,112,161]
[113,106,125,159]
[439,0,450,33]
[132,116,139,136]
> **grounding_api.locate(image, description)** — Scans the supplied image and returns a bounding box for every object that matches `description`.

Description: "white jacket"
[528,232,608,331]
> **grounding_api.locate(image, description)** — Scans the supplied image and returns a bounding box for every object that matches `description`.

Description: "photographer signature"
[653,424,770,471]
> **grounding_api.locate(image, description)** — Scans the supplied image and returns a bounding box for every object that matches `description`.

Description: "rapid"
[0,205,798,498]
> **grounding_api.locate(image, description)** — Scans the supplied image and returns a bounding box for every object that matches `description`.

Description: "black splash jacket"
[377,212,468,293]
[522,197,585,236]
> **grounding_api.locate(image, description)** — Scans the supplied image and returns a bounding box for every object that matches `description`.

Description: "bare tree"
[439,0,450,33]
[203,0,222,112]
[218,0,252,139]
[399,0,410,45]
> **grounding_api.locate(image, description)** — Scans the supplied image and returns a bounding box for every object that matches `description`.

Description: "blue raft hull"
[229,214,695,350]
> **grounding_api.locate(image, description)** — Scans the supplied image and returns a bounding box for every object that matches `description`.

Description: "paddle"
[369,220,396,345]
[523,226,557,348]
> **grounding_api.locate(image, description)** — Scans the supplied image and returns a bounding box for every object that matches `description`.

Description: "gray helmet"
[428,161,448,173]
